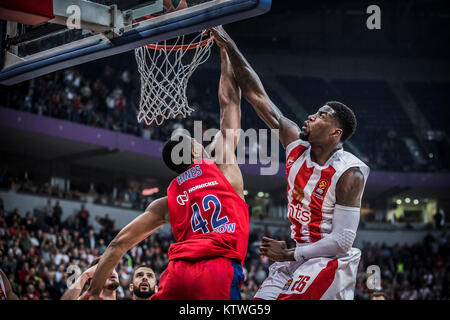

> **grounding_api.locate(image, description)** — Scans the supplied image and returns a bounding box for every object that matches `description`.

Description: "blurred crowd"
[0,198,282,300]
[1,66,220,144]
[1,198,449,300]
[1,167,151,211]
[355,233,450,300]
[2,64,447,173]
[0,199,168,300]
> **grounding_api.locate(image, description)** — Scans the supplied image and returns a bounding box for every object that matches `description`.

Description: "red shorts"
[151,257,244,300]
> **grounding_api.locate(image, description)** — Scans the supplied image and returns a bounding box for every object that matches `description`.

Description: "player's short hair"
[132,264,155,280]
[162,134,192,174]
[326,101,357,142]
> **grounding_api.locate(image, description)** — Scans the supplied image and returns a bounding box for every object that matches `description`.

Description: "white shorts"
[253,248,361,300]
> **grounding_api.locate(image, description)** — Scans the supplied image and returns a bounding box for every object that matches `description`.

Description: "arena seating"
[1,200,449,300]
[0,61,448,172]
[405,81,450,135]
[276,75,421,170]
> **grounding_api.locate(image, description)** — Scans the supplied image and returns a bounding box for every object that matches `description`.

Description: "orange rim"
[145,33,214,51]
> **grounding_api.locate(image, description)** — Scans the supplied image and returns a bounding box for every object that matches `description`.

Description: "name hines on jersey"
[177,165,202,185]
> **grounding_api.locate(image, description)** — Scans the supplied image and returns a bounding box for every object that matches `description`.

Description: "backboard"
[0,0,271,85]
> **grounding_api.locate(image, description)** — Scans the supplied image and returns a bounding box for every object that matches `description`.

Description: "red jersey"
[167,158,249,264]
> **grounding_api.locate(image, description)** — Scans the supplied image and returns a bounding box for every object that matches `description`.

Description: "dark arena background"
[1,0,450,302]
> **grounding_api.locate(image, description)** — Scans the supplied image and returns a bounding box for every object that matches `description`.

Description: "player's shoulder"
[336,149,365,165]
[333,149,370,178]
[338,166,365,185]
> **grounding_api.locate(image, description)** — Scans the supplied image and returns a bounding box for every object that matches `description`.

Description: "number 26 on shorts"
[291,275,311,293]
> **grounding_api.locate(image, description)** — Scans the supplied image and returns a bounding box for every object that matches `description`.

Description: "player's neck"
[100,289,116,300]
[309,143,341,166]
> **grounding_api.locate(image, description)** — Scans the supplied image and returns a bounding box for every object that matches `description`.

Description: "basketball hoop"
[134,30,214,125]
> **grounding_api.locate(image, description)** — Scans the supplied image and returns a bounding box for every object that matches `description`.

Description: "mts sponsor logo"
[288,203,311,225]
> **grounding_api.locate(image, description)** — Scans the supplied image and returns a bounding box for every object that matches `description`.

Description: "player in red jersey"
[0,269,19,300]
[211,26,369,300]
[80,44,248,300]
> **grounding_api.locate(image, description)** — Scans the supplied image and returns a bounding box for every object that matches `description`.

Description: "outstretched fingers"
[208,25,232,48]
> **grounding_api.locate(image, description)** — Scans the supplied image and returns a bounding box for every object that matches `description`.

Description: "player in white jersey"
[0,269,19,300]
[210,26,369,300]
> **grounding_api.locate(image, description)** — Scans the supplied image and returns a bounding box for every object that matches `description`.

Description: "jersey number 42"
[190,194,232,234]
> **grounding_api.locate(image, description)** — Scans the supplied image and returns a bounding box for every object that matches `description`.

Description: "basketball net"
[134,31,214,125]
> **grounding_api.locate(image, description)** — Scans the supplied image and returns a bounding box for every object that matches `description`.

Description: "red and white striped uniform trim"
[285,139,370,244]
[277,258,339,300]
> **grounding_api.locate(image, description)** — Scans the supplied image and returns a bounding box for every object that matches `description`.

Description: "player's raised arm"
[210,26,300,149]
[218,45,241,149]
[208,45,245,199]
[80,197,169,300]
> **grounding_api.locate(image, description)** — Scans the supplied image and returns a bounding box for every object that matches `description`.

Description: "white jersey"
[285,139,369,244]
[253,140,369,300]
